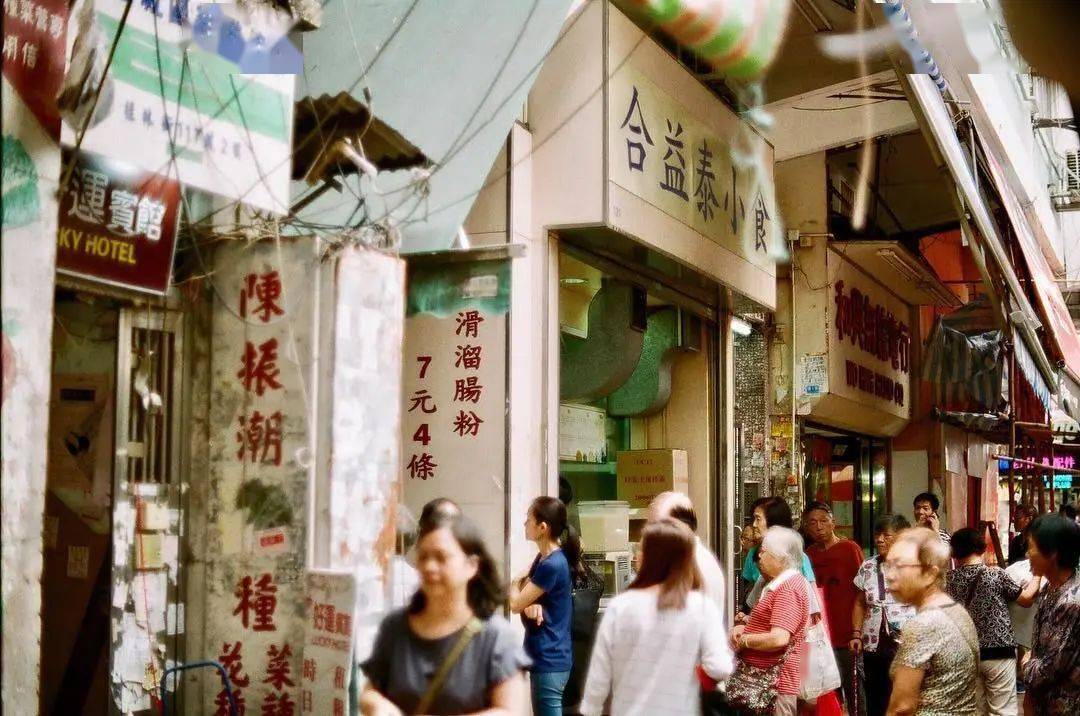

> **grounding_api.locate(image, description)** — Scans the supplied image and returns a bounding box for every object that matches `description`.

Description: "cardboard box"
[616,449,689,509]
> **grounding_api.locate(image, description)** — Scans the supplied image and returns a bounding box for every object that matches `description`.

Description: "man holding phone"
[913,492,952,544]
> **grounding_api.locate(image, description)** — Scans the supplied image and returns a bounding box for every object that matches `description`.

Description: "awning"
[982,148,1080,420]
[922,298,1005,410]
[906,74,1058,401]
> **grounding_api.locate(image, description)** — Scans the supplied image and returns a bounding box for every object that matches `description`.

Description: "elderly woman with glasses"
[883,528,981,716]
[730,526,811,716]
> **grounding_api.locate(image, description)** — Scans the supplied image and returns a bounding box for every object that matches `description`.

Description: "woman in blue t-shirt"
[510,496,578,716]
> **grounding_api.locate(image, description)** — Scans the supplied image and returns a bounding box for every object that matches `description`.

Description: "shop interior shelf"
[559,461,617,473]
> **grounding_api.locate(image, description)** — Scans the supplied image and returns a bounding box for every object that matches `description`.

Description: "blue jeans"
[530,670,571,716]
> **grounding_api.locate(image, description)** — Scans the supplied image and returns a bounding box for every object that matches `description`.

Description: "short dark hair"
[1029,513,1080,570]
[419,497,461,532]
[913,492,940,511]
[1060,503,1079,521]
[669,504,698,532]
[804,501,832,517]
[950,527,987,560]
[1015,504,1038,521]
[751,496,793,528]
[873,514,910,535]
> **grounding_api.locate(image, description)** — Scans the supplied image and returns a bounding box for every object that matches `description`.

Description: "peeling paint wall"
[319,247,405,663]
[200,237,321,713]
[1,77,61,711]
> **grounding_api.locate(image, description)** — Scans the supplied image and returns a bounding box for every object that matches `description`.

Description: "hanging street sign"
[56,151,181,295]
[1,0,69,137]
[60,0,295,214]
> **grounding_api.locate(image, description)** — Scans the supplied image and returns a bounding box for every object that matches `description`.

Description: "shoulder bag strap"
[414,617,483,716]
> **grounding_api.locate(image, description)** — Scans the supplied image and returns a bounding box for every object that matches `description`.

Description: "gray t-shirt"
[362,609,530,715]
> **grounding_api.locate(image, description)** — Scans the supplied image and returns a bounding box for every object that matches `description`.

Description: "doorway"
[802,423,889,552]
[40,295,187,714]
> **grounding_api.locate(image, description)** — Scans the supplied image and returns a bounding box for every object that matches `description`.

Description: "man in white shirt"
[648,492,730,716]
[648,491,727,622]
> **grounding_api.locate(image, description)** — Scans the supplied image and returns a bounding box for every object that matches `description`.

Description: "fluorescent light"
[732,317,753,336]
[560,277,587,285]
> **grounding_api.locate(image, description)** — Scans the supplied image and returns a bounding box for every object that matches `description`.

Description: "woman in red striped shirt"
[730,526,811,716]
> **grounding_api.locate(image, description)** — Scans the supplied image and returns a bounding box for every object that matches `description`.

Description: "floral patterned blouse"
[853,556,917,653]
[1023,572,1080,715]
[890,603,981,716]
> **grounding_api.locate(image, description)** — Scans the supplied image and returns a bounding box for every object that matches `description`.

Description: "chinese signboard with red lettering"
[401,259,509,564]
[1,0,68,137]
[301,571,356,715]
[818,246,912,425]
[205,238,319,713]
[56,151,180,295]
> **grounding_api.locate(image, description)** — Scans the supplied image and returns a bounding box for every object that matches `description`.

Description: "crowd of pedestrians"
[358,492,1079,716]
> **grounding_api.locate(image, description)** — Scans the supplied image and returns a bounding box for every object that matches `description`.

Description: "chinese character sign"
[823,248,913,420]
[205,238,319,713]
[302,571,356,715]
[55,150,180,294]
[401,261,509,565]
[607,66,777,271]
[60,0,294,214]
[1,0,68,137]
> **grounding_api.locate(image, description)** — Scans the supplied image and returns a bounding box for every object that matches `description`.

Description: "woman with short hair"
[730,526,812,716]
[884,528,980,716]
[1021,513,1080,715]
[580,518,733,715]
[360,514,529,716]
[946,527,1039,716]
[851,514,915,716]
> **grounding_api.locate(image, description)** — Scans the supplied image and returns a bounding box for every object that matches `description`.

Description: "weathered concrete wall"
[1,77,61,710]
[323,248,405,663]
[198,237,322,713]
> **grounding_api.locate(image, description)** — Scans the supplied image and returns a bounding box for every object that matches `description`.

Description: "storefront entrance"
[556,245,721,577]
[40,293,186,714]
[802,423,889,552]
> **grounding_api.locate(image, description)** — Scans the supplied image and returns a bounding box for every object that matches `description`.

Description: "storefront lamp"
[732,317,753,337]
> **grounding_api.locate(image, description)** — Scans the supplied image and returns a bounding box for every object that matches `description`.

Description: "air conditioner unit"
[1066,150,1080,193]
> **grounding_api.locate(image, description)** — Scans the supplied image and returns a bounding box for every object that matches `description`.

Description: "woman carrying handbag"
[728,526,811,716]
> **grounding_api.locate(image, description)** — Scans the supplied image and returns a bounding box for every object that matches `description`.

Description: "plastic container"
[578,500,630,552]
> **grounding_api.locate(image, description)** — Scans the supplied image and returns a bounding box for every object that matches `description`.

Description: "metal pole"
[1050,439,1057,511]
[1009,351,1017,521]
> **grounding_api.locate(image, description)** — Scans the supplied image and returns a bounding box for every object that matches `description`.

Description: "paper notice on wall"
[113,580,129,609]
[801,354,828,397]
[135,533,165,569]
[138,501,170,531]
[133,572,167,633]
[254,526,289,556]
[67,545,90,578]
[166,603,185,635]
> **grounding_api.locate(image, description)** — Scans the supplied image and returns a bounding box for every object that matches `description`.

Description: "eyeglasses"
[882,562,923,575]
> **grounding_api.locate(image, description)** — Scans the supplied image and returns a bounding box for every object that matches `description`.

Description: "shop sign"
[401,260,509,562]
[203,239,319,714]
[301,571,356,716]
[56,151,180,295]
[826,251,912,419]
[61,0,295,214]
[607,66,777,271]
[1,0,68,137]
